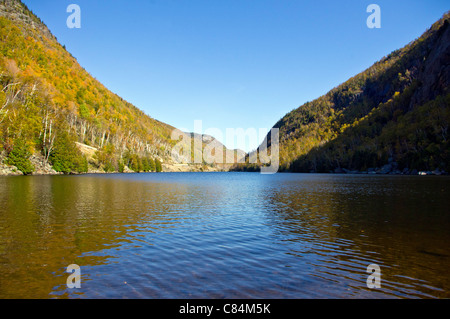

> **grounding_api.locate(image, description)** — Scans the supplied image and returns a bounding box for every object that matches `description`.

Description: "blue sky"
[22,0,449,152]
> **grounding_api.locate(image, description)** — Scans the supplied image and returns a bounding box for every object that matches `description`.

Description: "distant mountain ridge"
[247,12,450,174]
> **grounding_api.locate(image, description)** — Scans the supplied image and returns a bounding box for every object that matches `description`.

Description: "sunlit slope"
[0,0,209,173]
[261,12,450,173]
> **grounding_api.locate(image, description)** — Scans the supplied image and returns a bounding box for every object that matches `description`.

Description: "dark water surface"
[0,172,449,298]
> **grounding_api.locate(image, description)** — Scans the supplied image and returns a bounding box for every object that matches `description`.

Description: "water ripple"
[0,173,449,298]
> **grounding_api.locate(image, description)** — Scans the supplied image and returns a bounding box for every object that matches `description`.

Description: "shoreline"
[1,167,447,176]
[1,151,447,177]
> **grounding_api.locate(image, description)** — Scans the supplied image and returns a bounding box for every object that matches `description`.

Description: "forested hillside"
[0,0,235,175]
[0,0,180,174]
[244,12,450,174]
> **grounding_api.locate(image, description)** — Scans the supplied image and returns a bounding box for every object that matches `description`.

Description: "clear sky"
[22,0,449,152]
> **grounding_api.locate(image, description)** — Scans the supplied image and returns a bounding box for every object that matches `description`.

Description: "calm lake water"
[0,172,449,299]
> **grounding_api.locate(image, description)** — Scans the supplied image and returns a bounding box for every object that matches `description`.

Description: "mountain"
[3,1,447,176]
[0,0,234,174]
[242,12,450,175]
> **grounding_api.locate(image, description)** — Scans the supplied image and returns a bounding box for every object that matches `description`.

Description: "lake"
[0,172,449,299]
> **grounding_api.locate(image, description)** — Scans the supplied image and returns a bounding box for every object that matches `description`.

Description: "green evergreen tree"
[118,159,124,173]
[141,157,150,172]
[49,131,87,174]
[129,154,140,172]
[155,158,162,172]
[6,139,34,175]
[148,157,155,172]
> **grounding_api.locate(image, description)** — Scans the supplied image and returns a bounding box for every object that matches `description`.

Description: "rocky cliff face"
[0,0,55,40]
[410,19,450,108]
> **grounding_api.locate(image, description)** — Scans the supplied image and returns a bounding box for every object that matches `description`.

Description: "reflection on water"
[0,173,449,298]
